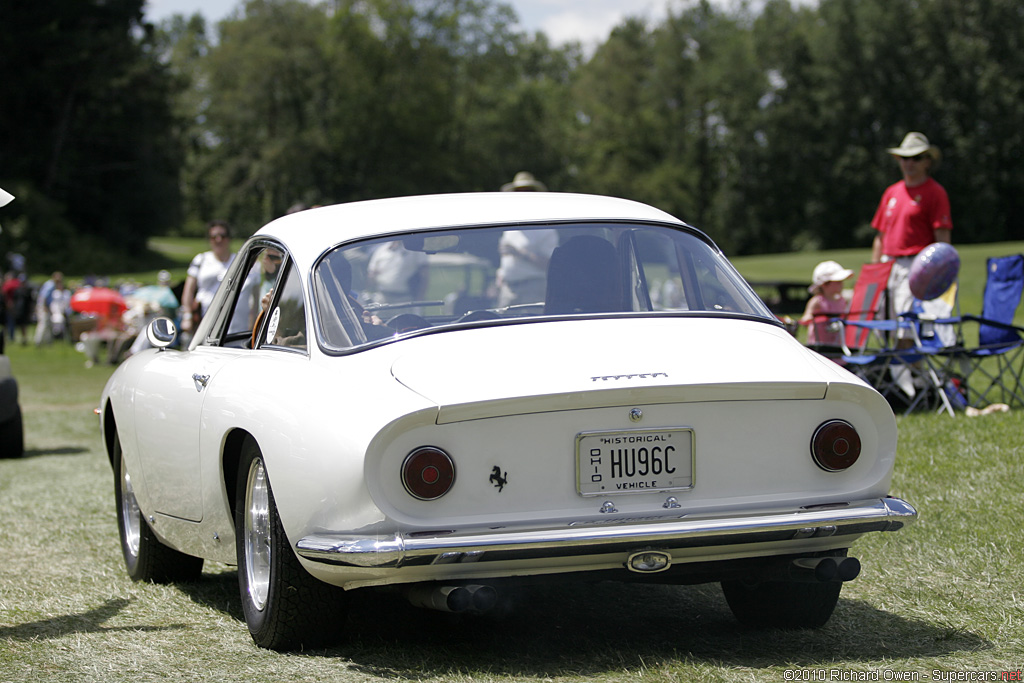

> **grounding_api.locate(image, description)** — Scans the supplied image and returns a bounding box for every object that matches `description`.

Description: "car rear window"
[312,222,775,351]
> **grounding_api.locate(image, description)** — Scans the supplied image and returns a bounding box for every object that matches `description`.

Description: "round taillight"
[402,447,455,500]
[811,420,861,472]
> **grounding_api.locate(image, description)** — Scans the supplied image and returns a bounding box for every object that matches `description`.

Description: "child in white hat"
[801,260,854,347]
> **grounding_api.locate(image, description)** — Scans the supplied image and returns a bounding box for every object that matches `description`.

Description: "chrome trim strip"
[436,381,828,424]
[295,497,916,568]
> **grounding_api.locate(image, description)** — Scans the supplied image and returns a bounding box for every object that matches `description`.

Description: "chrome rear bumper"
[295,496,916,569]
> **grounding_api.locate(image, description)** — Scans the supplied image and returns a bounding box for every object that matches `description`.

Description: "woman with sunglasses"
[180,220,236,343]
[870,131,953,324]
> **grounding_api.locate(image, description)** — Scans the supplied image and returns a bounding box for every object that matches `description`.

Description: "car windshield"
[312,222,775,351]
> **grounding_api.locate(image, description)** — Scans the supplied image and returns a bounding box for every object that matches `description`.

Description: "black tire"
[721,577,842,629]
[235,436,348,651]
[113,433,204,583]
[0,405,24,459]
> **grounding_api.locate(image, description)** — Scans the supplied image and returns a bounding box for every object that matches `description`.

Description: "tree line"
[1,0,1021,273]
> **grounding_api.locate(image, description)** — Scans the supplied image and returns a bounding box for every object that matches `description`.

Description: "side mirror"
[146,317,177,349]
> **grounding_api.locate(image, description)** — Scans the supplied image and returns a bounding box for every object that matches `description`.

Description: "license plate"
[576,428,694,496]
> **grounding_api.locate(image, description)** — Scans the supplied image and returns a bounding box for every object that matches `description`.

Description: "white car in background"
[99,192,916,650]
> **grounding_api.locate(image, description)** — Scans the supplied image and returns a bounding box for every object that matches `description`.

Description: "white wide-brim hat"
[501,171,547,192]
[0,187,13,207]
[887,131,941,163]
[809,260,854,292]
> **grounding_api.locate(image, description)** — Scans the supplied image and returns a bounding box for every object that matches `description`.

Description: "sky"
[143,0,679,49]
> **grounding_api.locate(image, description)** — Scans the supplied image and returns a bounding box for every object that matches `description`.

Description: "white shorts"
[881,255,915,319]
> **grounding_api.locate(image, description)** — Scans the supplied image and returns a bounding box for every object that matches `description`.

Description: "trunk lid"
[390,317,841,423]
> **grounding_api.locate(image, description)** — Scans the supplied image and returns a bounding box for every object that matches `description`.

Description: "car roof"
[252,192,686,263]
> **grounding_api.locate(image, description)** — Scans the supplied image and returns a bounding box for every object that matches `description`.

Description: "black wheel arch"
[102,401,118,468]
[222,428,253,518]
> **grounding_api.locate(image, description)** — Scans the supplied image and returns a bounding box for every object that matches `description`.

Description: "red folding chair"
[842,261,893,352]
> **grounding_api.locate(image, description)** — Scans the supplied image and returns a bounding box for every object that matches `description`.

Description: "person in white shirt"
[180,220,235,339]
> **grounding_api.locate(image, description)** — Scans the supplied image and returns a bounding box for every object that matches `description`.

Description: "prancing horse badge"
[489,466,508,492]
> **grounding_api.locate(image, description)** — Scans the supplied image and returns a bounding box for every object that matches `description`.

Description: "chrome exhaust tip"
[466,584,497,612]
[791,556,861,582]
[407,584,498,613]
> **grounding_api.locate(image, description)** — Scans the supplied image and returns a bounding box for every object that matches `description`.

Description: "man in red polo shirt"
[870,131,953,324]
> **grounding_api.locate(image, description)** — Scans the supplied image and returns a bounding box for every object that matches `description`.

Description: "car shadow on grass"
[180,573,989,673]
[0,598,189,641]
[20,446,90,458]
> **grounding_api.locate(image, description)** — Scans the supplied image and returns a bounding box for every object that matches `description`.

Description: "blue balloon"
[909,243,960,300]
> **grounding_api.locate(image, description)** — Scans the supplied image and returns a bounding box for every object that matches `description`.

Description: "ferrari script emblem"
[591,372,668,382]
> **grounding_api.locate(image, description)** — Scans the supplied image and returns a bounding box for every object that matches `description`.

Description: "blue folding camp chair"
[899,290,965,414]
[936,254,1024,408]
[839,321,957,416]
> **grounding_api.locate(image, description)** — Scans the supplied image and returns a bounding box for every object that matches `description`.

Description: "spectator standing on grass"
[4,248,31,346]
[48,276,71,342]
[870,132,953,323]
[180,220,235,345]
[2,271,22,344]
[33,271,64,346]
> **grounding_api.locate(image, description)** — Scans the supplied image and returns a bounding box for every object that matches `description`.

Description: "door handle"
[192,373,210,391]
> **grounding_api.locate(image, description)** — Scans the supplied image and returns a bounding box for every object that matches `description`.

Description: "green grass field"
[2,239,1023,681]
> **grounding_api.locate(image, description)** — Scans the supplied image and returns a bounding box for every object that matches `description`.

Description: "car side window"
[208,245,284,349]
[259,262,306,351]
[219,252,262,347]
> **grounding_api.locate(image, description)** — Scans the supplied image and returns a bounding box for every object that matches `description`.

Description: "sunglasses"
[901,154,929,162]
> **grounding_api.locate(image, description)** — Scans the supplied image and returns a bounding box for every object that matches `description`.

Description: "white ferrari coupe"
[99,192,916,650]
